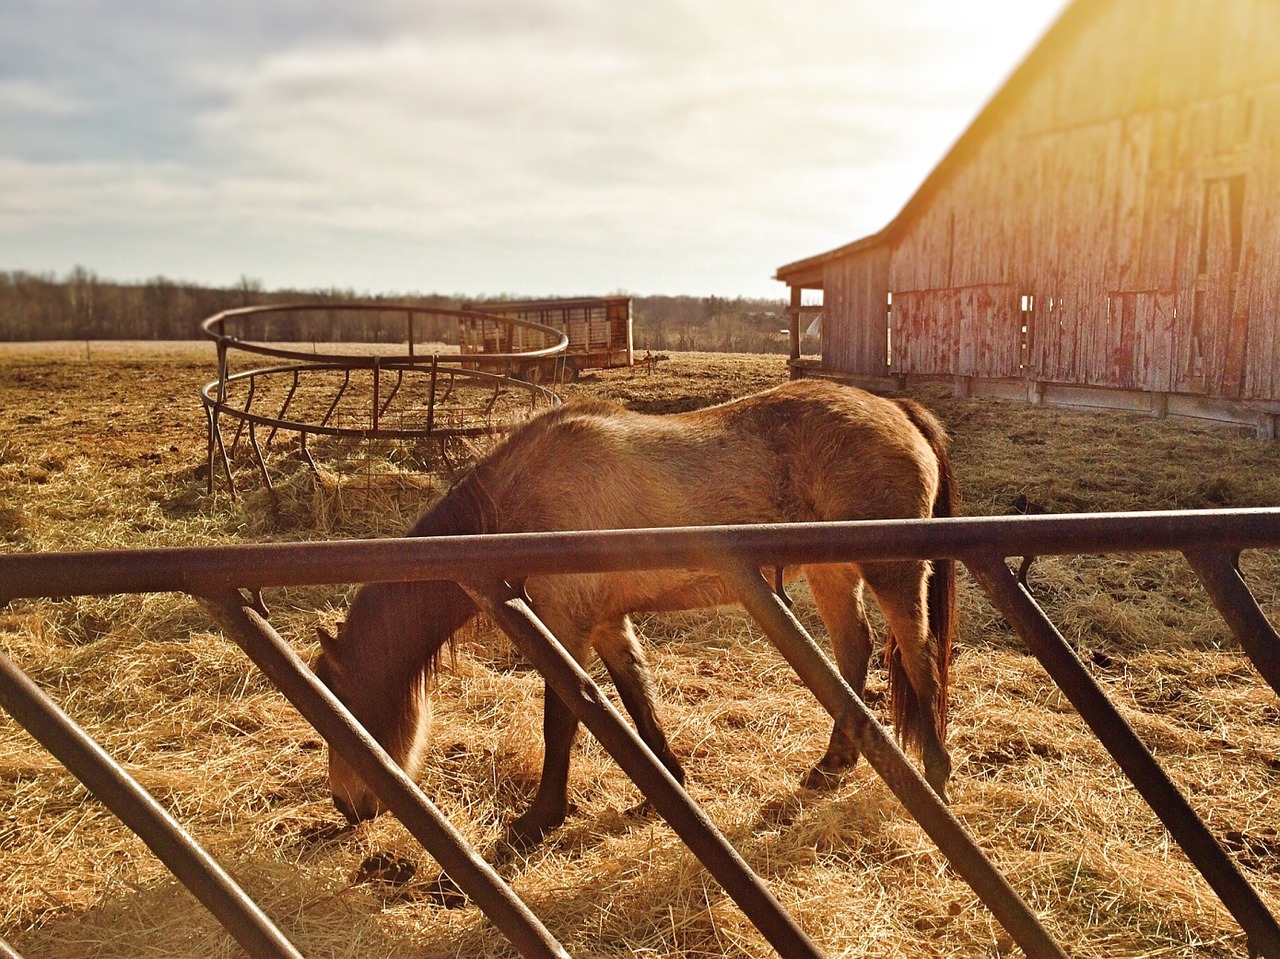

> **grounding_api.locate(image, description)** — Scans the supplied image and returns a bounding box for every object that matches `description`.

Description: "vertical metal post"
[229,375,254,456]
[215,336,229,405]
[265,369,301,446]
[0,651,304,959]
[725,561,1069,959]
[200,593,571,959]
[465,580,828,959]
[210,406,236,501]
[248,422,272,492]
[204,405,217,497]
[967,553,1280,959]
[788,285,802,375]
[1184,549,1280,699]
[427,356,439,437]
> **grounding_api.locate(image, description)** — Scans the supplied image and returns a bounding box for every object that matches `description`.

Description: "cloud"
[0,0,1068,295]
[0,79,83,118]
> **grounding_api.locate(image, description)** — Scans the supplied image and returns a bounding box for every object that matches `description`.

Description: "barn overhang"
[775,230,888,291]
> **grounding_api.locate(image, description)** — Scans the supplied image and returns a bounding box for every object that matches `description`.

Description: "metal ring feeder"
[200,303,568,498]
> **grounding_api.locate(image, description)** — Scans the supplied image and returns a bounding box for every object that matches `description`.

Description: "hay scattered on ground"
[1,344,1278,957]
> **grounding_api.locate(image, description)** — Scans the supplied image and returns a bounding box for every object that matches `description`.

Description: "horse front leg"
[595,615,684,818]
[428,680,579,906]
[504,678,580,851]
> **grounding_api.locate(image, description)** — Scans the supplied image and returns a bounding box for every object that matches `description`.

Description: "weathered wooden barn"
[776,0,1280,437]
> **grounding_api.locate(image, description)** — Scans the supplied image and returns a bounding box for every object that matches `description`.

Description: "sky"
[0,1,1069,300]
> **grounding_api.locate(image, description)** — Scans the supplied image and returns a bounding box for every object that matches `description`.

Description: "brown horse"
[315,379,956,846]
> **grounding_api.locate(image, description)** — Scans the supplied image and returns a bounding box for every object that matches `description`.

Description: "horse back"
[711,380,949,526]
[472,379,947,532]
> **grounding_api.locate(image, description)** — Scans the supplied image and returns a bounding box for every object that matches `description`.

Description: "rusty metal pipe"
[265,368,301,446]
[4,510,1280,605]
[966,554,1280,959]
[0,650,304,959]
[465,580,827,959]
[0,934,26,959]
[199,302,567,367]
[1184,549,1280,700]
[199,592,571,959]
[725,561,1069,959]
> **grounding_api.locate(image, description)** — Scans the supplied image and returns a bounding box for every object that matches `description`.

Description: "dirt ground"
[1,341,1279,958]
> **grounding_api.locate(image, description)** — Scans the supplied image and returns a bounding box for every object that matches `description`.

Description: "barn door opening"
[1020,294,1033,373]
[1191,174,1248,397]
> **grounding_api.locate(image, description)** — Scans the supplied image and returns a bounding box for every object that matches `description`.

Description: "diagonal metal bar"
[966,553,1280,959]
[0,650,304,959]
[464,579,827,959]
[0,934,25,959]
[199,591,572,959]
[1184,549,1280,700]
[724,560,1069,959]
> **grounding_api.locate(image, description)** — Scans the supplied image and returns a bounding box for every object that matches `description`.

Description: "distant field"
[0,339,213,360]
[0,339,459,362]
[1,342,1279,958]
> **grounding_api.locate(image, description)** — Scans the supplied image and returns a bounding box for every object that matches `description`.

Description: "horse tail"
[887,399,956,750]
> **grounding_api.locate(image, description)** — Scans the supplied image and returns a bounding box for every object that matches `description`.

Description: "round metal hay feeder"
[200,303,567,498]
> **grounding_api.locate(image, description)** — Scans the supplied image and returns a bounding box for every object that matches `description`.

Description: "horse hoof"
[501,820,552,856]
[924,768,950,804]
[801,764,846,791]
[924,752,952,803]
[352,851,417,887]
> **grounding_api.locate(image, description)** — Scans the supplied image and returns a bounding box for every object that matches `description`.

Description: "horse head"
[313,576,475,824]
[313,590,435,824]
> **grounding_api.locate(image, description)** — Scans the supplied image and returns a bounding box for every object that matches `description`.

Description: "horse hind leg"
[803,564,873,790]
[862,560,952,799]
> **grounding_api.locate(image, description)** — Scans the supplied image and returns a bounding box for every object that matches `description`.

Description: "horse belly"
[607,568,738,614]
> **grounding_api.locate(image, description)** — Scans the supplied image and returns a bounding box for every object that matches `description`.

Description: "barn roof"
[775,0,1096,287]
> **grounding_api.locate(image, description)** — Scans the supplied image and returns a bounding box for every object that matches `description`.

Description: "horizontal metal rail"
[4,509,1280,602]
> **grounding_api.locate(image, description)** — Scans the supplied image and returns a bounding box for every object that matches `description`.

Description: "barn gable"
[777,0,1280,436]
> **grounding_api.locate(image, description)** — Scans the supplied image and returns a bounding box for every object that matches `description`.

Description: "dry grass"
[1,342,1279,957]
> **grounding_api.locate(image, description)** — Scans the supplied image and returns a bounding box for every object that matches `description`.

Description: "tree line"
[0,268,793,353]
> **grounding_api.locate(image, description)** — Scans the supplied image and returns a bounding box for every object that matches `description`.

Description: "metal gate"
[2,509,1279,958]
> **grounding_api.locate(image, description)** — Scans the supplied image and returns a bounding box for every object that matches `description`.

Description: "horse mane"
[886,397,957,749]
[328,470,493,735]
[409,469,497,538]
[401,471,496,677]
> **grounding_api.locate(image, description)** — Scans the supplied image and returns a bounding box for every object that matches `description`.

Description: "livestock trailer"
[462,296,633,382]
